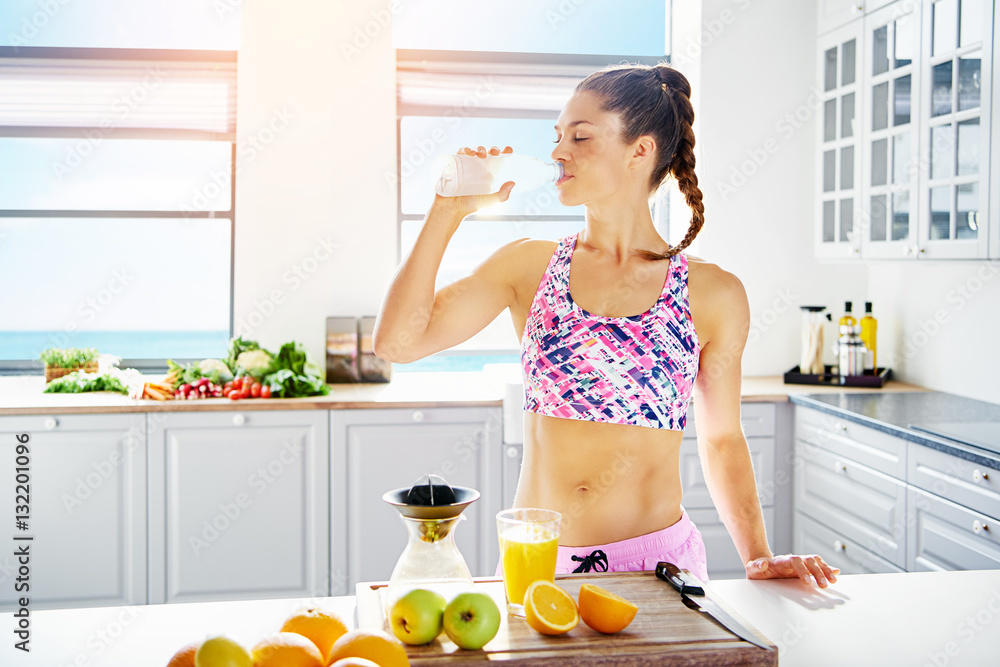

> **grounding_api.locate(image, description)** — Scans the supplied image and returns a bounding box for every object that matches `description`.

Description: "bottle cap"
[844,301,853,312]
[865,301,873,313]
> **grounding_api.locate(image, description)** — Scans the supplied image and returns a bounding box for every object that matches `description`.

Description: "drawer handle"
[833,421,848,432]
[973,469,990,483]
[833,539,846,551]
[412,410,424,423]
[232,414,246,426]
[44,417,58,430]
[973,520,989,535]
[833,461,847,473]
[505,446,520,459]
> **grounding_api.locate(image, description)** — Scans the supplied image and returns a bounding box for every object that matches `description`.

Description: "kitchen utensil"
[834,324,866,376]
[655,562,773,651]
[799,306,830,374]
[496,508,561,616]
[382,474,479,614]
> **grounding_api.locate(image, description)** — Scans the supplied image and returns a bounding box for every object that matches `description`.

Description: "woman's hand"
[745,554,841,588]
[433,145,516,217]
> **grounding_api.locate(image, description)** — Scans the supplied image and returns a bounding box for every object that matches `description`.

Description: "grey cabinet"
[680,403,780,580]
[0,414,146,611]
[147,410,329,604]
[794,403,1000,574]
[330,407,503,595]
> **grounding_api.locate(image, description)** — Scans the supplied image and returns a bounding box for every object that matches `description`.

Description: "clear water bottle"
[434,153,564,197]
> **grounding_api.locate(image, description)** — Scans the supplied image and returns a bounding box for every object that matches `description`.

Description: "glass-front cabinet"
[817,0,996,260]
[861,2,921,258]
[917,0,993,259]
[817,20,864,258]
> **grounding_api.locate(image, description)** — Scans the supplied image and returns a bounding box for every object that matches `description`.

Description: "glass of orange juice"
[496,508,561,616]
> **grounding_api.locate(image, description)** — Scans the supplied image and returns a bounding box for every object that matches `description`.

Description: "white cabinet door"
[0,414,146,611]
[679,437,776,509]
[819,0,867,35]
[794,512,904,575]
[147,410,329,604]
[330,408,502,595]
[907,486,1000,571]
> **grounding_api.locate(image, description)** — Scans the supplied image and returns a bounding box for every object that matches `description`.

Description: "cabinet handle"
[412,410,424,422]
[833,461,847,473]
[973,520,989,535]
[973,469,989,483]
[43,417,58,430]
[833,539,846,551]
[505,446,520,459]
[232,414,246,426]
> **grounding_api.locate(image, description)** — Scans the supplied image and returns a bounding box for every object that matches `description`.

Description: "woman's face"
[552,91,642,207]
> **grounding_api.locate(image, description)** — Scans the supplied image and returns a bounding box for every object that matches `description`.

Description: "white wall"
[235,0,396,362]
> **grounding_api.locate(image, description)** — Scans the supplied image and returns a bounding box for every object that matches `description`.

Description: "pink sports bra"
[521,232,700,431]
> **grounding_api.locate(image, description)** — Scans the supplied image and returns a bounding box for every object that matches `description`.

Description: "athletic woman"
[374,63,839,588]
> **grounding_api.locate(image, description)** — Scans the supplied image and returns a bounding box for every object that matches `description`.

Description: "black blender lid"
[383,474,480,520]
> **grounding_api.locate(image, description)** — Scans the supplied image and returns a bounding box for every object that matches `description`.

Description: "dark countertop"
[790,391,1000,469]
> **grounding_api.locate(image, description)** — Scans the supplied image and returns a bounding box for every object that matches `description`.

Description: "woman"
[374,63,839,588]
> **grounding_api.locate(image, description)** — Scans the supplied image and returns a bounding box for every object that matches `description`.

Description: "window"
[0,2,238,372]
[393,1,671,371]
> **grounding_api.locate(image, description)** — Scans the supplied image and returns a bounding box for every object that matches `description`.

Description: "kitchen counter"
[3,569,998,666]
[792,391,1000,466]
[0,371,926,415]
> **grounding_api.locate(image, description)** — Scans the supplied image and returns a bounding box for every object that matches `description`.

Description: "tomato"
[223,382,233,393]
[233,377,243,390]
[239,385,251,399]
[250,382,261,398]
[260,385,271,399]
[227,390,240,400]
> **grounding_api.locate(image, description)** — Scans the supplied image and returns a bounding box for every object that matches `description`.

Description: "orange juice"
[499,523,559,607]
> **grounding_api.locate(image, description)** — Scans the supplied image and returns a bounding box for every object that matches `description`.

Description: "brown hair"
[576,63,704,259]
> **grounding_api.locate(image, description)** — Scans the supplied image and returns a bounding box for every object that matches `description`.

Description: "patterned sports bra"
[521,231,700,431]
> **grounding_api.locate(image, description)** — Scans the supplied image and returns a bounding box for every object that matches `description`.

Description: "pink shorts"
[495,508,709,581]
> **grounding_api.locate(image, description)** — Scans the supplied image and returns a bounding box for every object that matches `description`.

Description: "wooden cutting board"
[355,572,777,666]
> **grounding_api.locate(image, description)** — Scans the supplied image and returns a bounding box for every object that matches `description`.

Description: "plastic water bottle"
[434,154,564,197]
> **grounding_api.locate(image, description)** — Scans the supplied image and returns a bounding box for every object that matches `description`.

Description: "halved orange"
[577,583,638,634]
[524,580,579,635]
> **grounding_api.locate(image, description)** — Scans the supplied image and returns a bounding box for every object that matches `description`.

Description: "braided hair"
[576,63,704,260]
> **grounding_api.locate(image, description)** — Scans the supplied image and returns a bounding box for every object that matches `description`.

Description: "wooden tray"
[356,572,777,666]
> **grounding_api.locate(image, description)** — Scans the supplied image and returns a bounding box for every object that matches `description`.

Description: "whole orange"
[328,629,410,667]
[251,632,324,667]
[280,607,350,662]
[167,641,200,667]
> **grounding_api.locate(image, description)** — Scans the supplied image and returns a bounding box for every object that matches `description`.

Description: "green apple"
[194,635,252,667]
[389,588,447,645]
[442,591,501,650]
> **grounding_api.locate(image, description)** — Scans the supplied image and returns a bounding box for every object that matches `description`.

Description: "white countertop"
[3,569,997,666]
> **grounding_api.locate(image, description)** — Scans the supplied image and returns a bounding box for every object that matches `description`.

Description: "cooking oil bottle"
[839,301,857,328]
[860,301,878,372]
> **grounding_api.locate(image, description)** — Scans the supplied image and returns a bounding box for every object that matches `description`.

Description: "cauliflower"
[197,358,234,383]
[235,349,274,378]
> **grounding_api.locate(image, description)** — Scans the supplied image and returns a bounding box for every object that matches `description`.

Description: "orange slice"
[524,580,579,635]
[578,583,638,634]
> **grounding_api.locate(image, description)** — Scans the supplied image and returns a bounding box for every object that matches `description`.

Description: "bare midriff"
[514,410,686,547]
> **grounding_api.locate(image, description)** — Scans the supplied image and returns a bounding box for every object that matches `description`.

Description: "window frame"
[0,46,237,375]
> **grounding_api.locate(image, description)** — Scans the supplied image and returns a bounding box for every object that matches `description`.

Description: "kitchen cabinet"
[0,414,146,611]
[147,410,329,604]
[817,18,865,258]
[818,0,867,36]
[794,403,1000,574]
[330,407,503,596]
[816,0,997,260]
